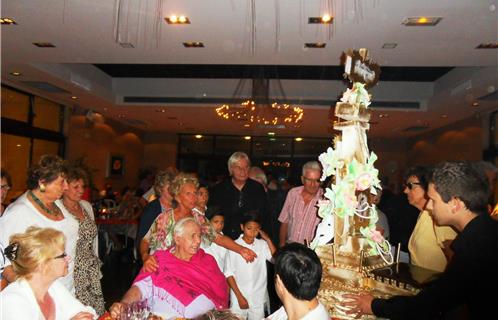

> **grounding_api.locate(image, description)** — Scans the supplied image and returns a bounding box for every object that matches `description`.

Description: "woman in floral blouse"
[140,172,257,272]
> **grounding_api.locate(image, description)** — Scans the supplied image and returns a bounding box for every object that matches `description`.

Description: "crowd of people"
[0,151,497,320]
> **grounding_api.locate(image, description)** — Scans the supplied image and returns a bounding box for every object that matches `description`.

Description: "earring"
[39,184,46,193]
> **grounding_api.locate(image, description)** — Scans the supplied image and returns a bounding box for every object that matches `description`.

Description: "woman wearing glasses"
[404,166,457,272]
[0,155,79,293]
[0,227,96,319]
[0,169,12,216]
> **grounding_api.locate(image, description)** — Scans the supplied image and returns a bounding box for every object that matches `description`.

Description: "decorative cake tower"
[311,49,417,319]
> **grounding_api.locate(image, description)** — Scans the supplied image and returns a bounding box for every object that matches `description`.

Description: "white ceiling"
[1,0,497,138]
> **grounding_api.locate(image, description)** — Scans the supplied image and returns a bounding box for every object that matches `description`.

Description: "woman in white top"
[0,154,79,293]
[0,226,96,319]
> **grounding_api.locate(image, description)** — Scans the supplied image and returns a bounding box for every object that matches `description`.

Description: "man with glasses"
[404,166,456,272]
[278,161,323,247]
[209,151,268,240]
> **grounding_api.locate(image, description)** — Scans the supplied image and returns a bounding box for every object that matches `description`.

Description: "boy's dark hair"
[275,243,322,301]
[205,206,224,220]
[430,161,489,215]
[241,210,261,226]
[404,166,432,191]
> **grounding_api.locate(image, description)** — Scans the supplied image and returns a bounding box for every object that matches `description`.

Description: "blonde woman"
[0,226,96,319]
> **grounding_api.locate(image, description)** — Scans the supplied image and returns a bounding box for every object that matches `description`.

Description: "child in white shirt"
[225,211,277,320]
[201,208,228,272]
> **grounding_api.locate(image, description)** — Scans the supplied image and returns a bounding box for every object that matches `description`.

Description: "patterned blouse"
[144,208,218,254]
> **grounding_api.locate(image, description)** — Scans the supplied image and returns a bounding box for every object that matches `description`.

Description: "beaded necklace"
[28,190,62,218]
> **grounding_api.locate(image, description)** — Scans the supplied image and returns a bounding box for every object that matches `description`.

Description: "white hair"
[249,166,267,186]
[302,161,322,176]
[227,151,250,173]
[173,217,200,240]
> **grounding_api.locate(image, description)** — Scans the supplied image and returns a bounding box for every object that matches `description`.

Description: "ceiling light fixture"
[33,42,56,48]
[244,136,251,140]
[305,42,326,48]
[165,15,190,24]
[268,132,275,136]
[1,17,17,25]
[472,102,479,107]
[295,137,303,142]
[195,134,203,139]
[441,114,448,118]
[308,15,333,24]
[10,72,21,76]
[215,76,304,129]
[183,42,204,48]
[382,43,397,49]
[71,96,78,100]
[402,16,442,26]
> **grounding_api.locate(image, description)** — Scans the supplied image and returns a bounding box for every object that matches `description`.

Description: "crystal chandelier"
[215,78,304,128]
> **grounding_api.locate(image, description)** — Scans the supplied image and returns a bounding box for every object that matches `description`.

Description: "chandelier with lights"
[215,78,304,128]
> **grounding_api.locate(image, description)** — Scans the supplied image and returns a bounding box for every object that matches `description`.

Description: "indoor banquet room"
[1,0,497,319]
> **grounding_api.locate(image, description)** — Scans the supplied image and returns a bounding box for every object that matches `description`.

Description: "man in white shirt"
[267,243,329,320]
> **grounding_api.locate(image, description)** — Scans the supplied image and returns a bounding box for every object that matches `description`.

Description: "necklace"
[62,199,84,221]
[28,190,62,218]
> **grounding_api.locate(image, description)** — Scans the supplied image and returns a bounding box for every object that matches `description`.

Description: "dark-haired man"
[267,243,330,320]
[343,161,498,319]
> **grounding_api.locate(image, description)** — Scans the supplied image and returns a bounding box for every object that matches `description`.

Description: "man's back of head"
[275,243,322,301]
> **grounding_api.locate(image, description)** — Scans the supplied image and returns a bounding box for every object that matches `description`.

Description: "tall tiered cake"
[311,49,417,319]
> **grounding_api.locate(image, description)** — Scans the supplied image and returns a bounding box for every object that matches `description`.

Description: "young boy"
[201,207,228,272]
[225,211,277,320]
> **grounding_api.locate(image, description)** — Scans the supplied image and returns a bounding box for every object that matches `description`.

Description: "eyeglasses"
[302,177,321,184]
[0,184,11,191]
[238,192,244,208]
[404,182,422,190]
[53,252,67,260]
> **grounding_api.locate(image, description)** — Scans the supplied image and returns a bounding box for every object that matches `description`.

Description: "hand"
[142,254,158,273]
[340,293,374,317]
[259,230,270,241]
[237,295,249,309]
[109,302,126,319]
[70,312,95,320]
[239,247,257,263]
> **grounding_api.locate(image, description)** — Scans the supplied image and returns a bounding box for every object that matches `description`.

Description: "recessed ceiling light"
[16,144,21,147]
[305,43,326,48]
[295,137,303,142]
[119,42,135,48]
[472,101,479,107]
[10,72,21,76]
[1,17,17,25]
[267,132,275,136]
[155,108,166,113]
[244,136,251,140]
[243,124,251,127]
[402,16,442,26]
[382,43,397,49]
[475,43,498,49]
[195,134,203,139]
[183,41,204,48]
[441,114,448,118]
[269,138,276,142]
[165,15,190,24]
[308,15,333,24]
[33,42,56,48]
[71,96,78,100]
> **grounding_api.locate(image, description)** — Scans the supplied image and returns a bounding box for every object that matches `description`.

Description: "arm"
[110,286,143,319]
[214,235,257,263]
[279,223,288,248]
[259,230,277,256]
[226,276,249,309]
[139,238,158,272]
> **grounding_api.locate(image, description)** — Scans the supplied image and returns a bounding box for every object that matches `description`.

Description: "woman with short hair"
[59,164,105,315]
[0,154,79,293]
[0,226,96,319]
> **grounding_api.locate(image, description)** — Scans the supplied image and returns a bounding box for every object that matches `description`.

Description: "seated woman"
[0,226,96,320]
[110,217,228,319]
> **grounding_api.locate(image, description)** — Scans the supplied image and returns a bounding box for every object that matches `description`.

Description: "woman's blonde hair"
[169,172,199,199]
[7,226,65,279]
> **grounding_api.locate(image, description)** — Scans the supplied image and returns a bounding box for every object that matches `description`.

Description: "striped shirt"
[278,186,323,245]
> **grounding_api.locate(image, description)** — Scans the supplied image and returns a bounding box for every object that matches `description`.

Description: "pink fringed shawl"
[134,248,228,311]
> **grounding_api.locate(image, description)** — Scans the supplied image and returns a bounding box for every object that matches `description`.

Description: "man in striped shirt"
[278,161,323,247]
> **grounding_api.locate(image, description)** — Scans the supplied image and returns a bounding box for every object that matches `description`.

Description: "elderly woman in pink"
[110,217,228,319]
